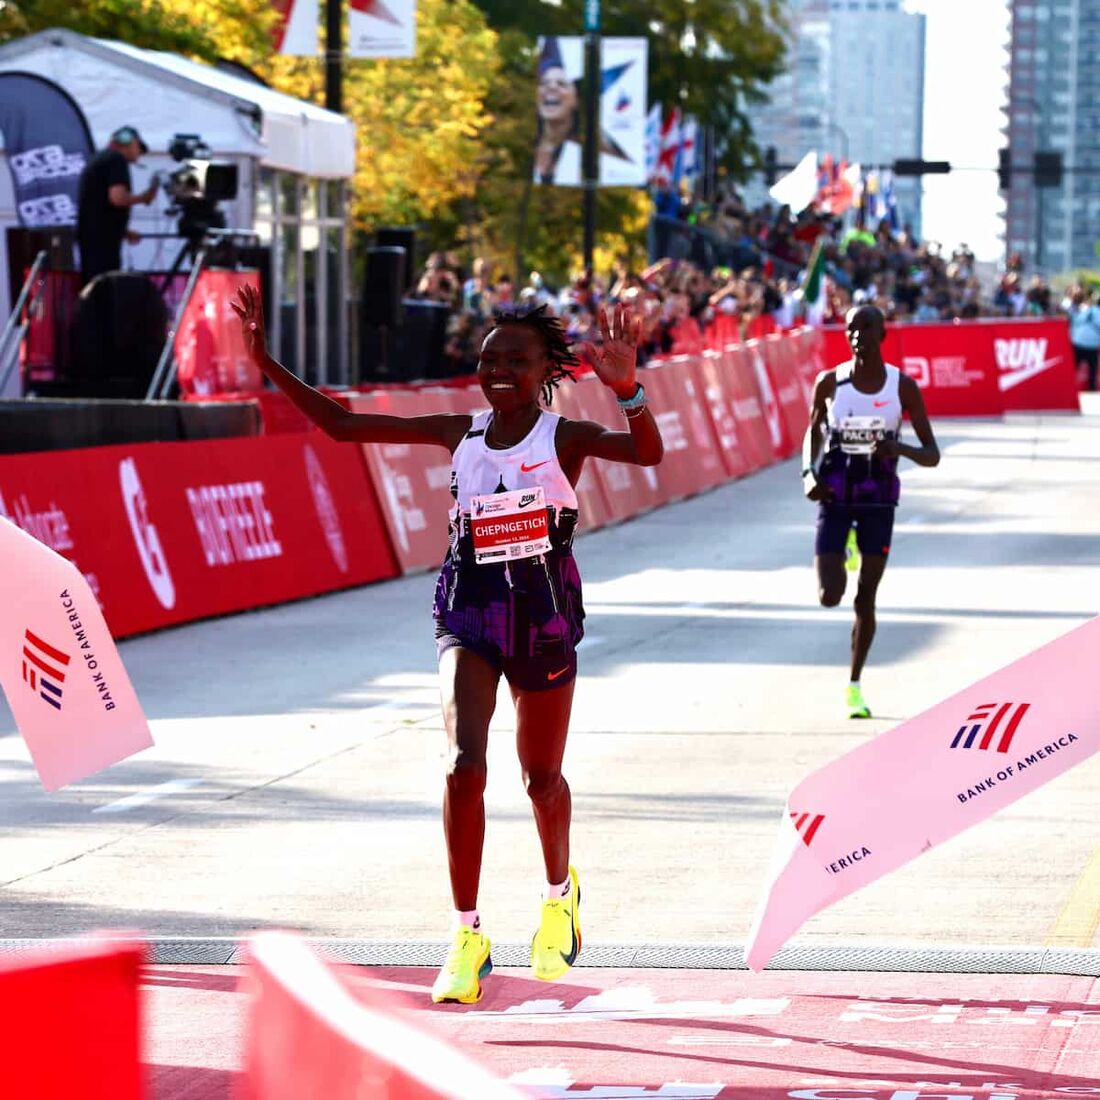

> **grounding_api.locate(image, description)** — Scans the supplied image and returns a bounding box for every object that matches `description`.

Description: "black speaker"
[69,273,168,398]
[375,227,416,288]
[363,246,406,328]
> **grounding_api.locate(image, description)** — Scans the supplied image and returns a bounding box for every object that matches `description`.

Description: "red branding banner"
[0,432,396,638]
[720,345,778,475]
[744,339,794,460]
[176,270,264,397]
[820,319,1079,417]
[761,334,810,453]
[348,387,480,574]
[697,350,751,479]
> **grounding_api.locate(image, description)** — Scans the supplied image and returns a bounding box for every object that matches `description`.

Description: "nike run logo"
[521,461,551,472]
[873,400,891,408]
[547,666,571,681]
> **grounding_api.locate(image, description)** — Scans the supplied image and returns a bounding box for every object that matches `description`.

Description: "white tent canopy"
[0,28,355,178]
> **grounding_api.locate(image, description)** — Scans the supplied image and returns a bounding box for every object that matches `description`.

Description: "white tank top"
[826,361,903,450]
[449,409,578,524]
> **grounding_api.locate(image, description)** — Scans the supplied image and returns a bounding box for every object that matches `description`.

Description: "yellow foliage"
[151,0,498,231]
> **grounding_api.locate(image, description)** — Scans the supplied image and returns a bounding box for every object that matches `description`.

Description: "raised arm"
[557,304,664,476]
[231,284,468,451]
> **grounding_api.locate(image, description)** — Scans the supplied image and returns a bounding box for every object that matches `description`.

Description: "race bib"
[469,487,551,565]
[838,416,887,455]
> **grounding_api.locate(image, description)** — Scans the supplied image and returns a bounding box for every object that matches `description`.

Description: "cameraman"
[76,126,158,285]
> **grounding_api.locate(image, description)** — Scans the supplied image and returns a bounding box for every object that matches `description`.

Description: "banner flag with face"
[0,517,152,791]
[746,616,1100,970]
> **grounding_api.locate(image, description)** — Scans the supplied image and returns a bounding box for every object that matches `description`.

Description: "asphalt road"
[2,409,1099,956]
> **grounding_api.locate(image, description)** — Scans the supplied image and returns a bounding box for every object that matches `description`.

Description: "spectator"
[1065,284,1100,391]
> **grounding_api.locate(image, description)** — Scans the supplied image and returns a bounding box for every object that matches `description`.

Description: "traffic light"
[1034,150,1063,188]
[893,159,950,176]
[998,148,1011,191]
[763,146,778,186]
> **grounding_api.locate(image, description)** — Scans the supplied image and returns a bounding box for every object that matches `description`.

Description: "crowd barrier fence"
[0,321,1080,638]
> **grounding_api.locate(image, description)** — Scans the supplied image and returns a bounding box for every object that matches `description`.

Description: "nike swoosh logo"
[873,400,890,408]
[521,461,551,472]
[547,666,571,681]
[998,357,1062,392]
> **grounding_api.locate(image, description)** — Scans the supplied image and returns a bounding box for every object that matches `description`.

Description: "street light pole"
[582,0,601,275]
[325,0,342,113]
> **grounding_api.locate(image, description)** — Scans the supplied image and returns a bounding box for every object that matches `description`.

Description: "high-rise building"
[748,0,926,232]
[1004,0,1100,274]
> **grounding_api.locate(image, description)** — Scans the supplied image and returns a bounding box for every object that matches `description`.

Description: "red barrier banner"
[762,334,810,453]
[697,350,751,479]
[550,381,614,531]
[349,388,468,574]
[643,357,728,500]
[0,431,396,638]
[721,345,779,475]
[744,338,794,460]
[989,318,1079,412]
[0,938,144,1100]
[570,375,665,521]
[176,270,264,397]
[820,319,1080,417]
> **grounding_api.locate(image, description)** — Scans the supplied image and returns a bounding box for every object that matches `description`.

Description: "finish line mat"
[145,965,1100,1099]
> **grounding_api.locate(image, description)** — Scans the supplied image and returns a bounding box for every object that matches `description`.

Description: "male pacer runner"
[802,304,940,718]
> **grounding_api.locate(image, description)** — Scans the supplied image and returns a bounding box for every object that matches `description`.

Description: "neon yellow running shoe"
[431,927,492,1004]
[845,527,861,573]
[530,866,582,982]
[846,683,872,719]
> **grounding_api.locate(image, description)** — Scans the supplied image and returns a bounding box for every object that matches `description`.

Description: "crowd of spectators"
[407,188,1089,376]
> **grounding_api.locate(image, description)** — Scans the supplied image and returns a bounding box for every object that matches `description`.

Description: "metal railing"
[0,250,48,397]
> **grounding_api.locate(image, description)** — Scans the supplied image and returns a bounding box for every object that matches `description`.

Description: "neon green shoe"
[847,683,872,719]
[530,866,582,982]
[845,527,861,573]
[431,927,492,1004]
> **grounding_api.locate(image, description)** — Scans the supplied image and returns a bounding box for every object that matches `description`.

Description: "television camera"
[161,133,239,244]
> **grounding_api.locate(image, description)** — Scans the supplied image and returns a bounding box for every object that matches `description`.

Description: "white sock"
[546,876,570,900]
[454,909,481,932]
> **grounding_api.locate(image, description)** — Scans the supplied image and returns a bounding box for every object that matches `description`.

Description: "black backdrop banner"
[0,73,94,227]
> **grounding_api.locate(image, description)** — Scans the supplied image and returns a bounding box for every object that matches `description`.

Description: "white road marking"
[92,778,203,814]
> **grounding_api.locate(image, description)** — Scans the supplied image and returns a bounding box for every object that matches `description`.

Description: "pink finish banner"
[0,517,152,790]
[746,617,1100,970]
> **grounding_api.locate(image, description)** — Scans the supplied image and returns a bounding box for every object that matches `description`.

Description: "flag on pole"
[768,150,818,213]
[654,108,681,187]
[645,102,662,183]
[746,616,1100,971]
[680,115,699,190]
[0,517,152,790]
[800,238,828,326]
[348,0,416,59]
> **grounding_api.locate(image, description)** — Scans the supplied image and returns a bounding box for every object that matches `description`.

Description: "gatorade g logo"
[304,445,349,574]
[119,458,176,609]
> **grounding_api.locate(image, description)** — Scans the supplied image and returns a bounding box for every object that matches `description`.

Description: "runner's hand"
[805,479,834,503]
[874,437,900,459]
[580,303,643,399]
[230,283,266,360]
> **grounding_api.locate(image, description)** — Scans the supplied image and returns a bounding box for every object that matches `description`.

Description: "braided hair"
[487,304,580,405]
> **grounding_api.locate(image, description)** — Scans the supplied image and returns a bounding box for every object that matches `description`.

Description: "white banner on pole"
[274,0,319,56]
[598,37,648,187]
[348,0,417,59]
[534,36,648,188]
